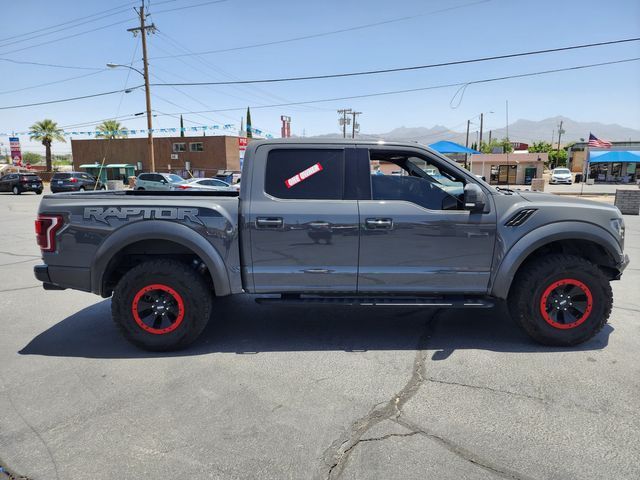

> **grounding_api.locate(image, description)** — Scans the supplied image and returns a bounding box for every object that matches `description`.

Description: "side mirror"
[464,183,487,213]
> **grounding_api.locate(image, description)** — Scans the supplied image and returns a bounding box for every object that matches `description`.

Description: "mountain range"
[312,116,640,145]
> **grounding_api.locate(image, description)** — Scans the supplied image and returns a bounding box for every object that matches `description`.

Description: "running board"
[255,295,494,308]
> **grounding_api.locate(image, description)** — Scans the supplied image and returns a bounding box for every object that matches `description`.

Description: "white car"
[550,168,573,185]
[178,177,239,192]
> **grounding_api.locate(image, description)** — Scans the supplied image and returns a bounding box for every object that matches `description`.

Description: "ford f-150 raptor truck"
[33,139,629,350]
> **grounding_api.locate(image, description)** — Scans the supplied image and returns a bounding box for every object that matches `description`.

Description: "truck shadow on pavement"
[19,295,613,359]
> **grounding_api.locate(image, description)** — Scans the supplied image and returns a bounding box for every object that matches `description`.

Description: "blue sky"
[1,0,639,154]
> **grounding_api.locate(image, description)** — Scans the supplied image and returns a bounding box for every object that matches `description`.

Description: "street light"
[107,62,155,172]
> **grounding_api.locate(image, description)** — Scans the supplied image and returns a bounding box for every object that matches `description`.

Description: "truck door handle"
[256,217,283,228]
[365,218,393,229]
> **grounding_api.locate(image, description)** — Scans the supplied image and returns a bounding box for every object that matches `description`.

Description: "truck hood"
[514,190,620,212]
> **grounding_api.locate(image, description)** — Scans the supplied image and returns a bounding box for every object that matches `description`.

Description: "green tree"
[528,141,553,153]
[246,106,252,138]
[29,119,65,172]
[480,137,513,154]
[95,120,128,139]
[22,152,42,165]
[548,149,568,167]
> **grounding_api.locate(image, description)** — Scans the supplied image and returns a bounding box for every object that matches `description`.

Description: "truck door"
[356,146,497,294]
[247,145,360,293]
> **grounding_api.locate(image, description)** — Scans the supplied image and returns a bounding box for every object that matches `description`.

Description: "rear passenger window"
[265,149,344,200]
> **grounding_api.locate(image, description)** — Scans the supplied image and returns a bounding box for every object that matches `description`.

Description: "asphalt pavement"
[1,192,639,480]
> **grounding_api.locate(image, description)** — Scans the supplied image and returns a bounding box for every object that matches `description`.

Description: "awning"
[589,151,640,163]
[106,164,136,168]
[429,140,480,154]
[78,163,100,168]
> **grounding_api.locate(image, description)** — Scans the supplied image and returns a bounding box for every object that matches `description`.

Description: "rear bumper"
[18,184,43,191]
[50,186,80,193]
[34,264,91,292]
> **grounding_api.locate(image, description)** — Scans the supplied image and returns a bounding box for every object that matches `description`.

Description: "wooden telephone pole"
[128,1,156,172]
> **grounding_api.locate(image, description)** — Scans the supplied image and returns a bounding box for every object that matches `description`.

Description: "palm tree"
[29,119,65,172]
[95,120,128,139]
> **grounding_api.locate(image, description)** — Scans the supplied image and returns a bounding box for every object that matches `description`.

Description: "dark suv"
[51,172,105,193]
[0,172,43,194]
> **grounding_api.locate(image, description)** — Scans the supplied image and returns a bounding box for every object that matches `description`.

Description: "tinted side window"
[265,149,344,200]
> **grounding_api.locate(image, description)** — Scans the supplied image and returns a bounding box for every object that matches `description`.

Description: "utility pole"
[337,109,352,138]
[556,120,564,166]
[478,113,484,150]
[350,111,362,139]
[464,120,470,169]
[128,1,156,172]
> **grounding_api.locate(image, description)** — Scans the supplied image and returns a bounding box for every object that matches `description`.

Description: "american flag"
[588,133,612,148]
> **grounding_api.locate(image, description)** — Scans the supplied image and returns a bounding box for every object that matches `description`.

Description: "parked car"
[135,173,187,191]
[0,172,43,194]
[51,172,105,193]
[182,177,239,192]
[33,139,628,351]
[550,168,573,184]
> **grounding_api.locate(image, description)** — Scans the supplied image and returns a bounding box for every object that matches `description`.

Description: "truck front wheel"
[112,259,212,351]
[508,254,612,346]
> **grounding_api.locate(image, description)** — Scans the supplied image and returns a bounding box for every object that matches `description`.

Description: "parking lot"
[1,192,639,480]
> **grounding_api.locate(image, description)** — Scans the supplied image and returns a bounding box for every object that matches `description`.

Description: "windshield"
[166,174,185,183]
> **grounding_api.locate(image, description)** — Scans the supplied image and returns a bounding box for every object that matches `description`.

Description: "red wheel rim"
[539,278,593,329]
[131,284,185,335]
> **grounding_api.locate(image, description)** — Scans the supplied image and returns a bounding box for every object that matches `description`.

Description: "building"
[468,153,546,185]
[71,135,244,178]
[568,140,640,182]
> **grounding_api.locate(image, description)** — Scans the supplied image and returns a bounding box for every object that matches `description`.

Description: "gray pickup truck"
[34,139,629,350]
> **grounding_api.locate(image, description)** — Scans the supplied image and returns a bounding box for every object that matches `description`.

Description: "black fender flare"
[490,221,622,299]
[91,220,231,297]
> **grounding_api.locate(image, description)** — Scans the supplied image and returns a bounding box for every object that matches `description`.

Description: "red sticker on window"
[285,162,323,188]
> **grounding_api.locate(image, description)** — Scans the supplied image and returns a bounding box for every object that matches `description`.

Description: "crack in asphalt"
[0,374,60,480]
[0,258,40,267]
[319,310,533,480]
[0,285,40,293]
[393,417,537,480]
[0,459,32,480]
[320,312,436,480]
[0,251,40,259]
[424,377,545,403]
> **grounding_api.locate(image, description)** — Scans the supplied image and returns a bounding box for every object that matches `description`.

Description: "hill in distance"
[312,116,640,145]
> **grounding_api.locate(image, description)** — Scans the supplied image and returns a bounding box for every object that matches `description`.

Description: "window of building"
[368,150,466,211]
[172,143,186,153]
[265,148,344,200]
[189,142,204,152]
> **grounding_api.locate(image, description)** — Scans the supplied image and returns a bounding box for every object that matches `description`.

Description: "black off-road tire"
[508,253,612,346]
[112,259,213,351]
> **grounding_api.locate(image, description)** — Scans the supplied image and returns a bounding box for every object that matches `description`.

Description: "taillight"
[70,177,78,183]
[35,215,64,252]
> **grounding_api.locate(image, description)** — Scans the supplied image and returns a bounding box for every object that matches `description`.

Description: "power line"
[150,37,640,87]
[0,70,107,96]
[0,1,136,45]
[0,18,135,56]
[148,0,491,59]
[2,57,637,113]
[0,58,103,70]
[0,85,144,110]
[150,57,640,115]
[151,0,229,15]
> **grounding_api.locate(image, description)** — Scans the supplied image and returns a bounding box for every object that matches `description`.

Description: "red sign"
[238,137,248,151]
[285,163,323,188]
[9,137,22,166]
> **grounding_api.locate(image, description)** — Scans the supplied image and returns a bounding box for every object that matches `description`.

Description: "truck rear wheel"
[508,254,612,346]
[112,259,212,351]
